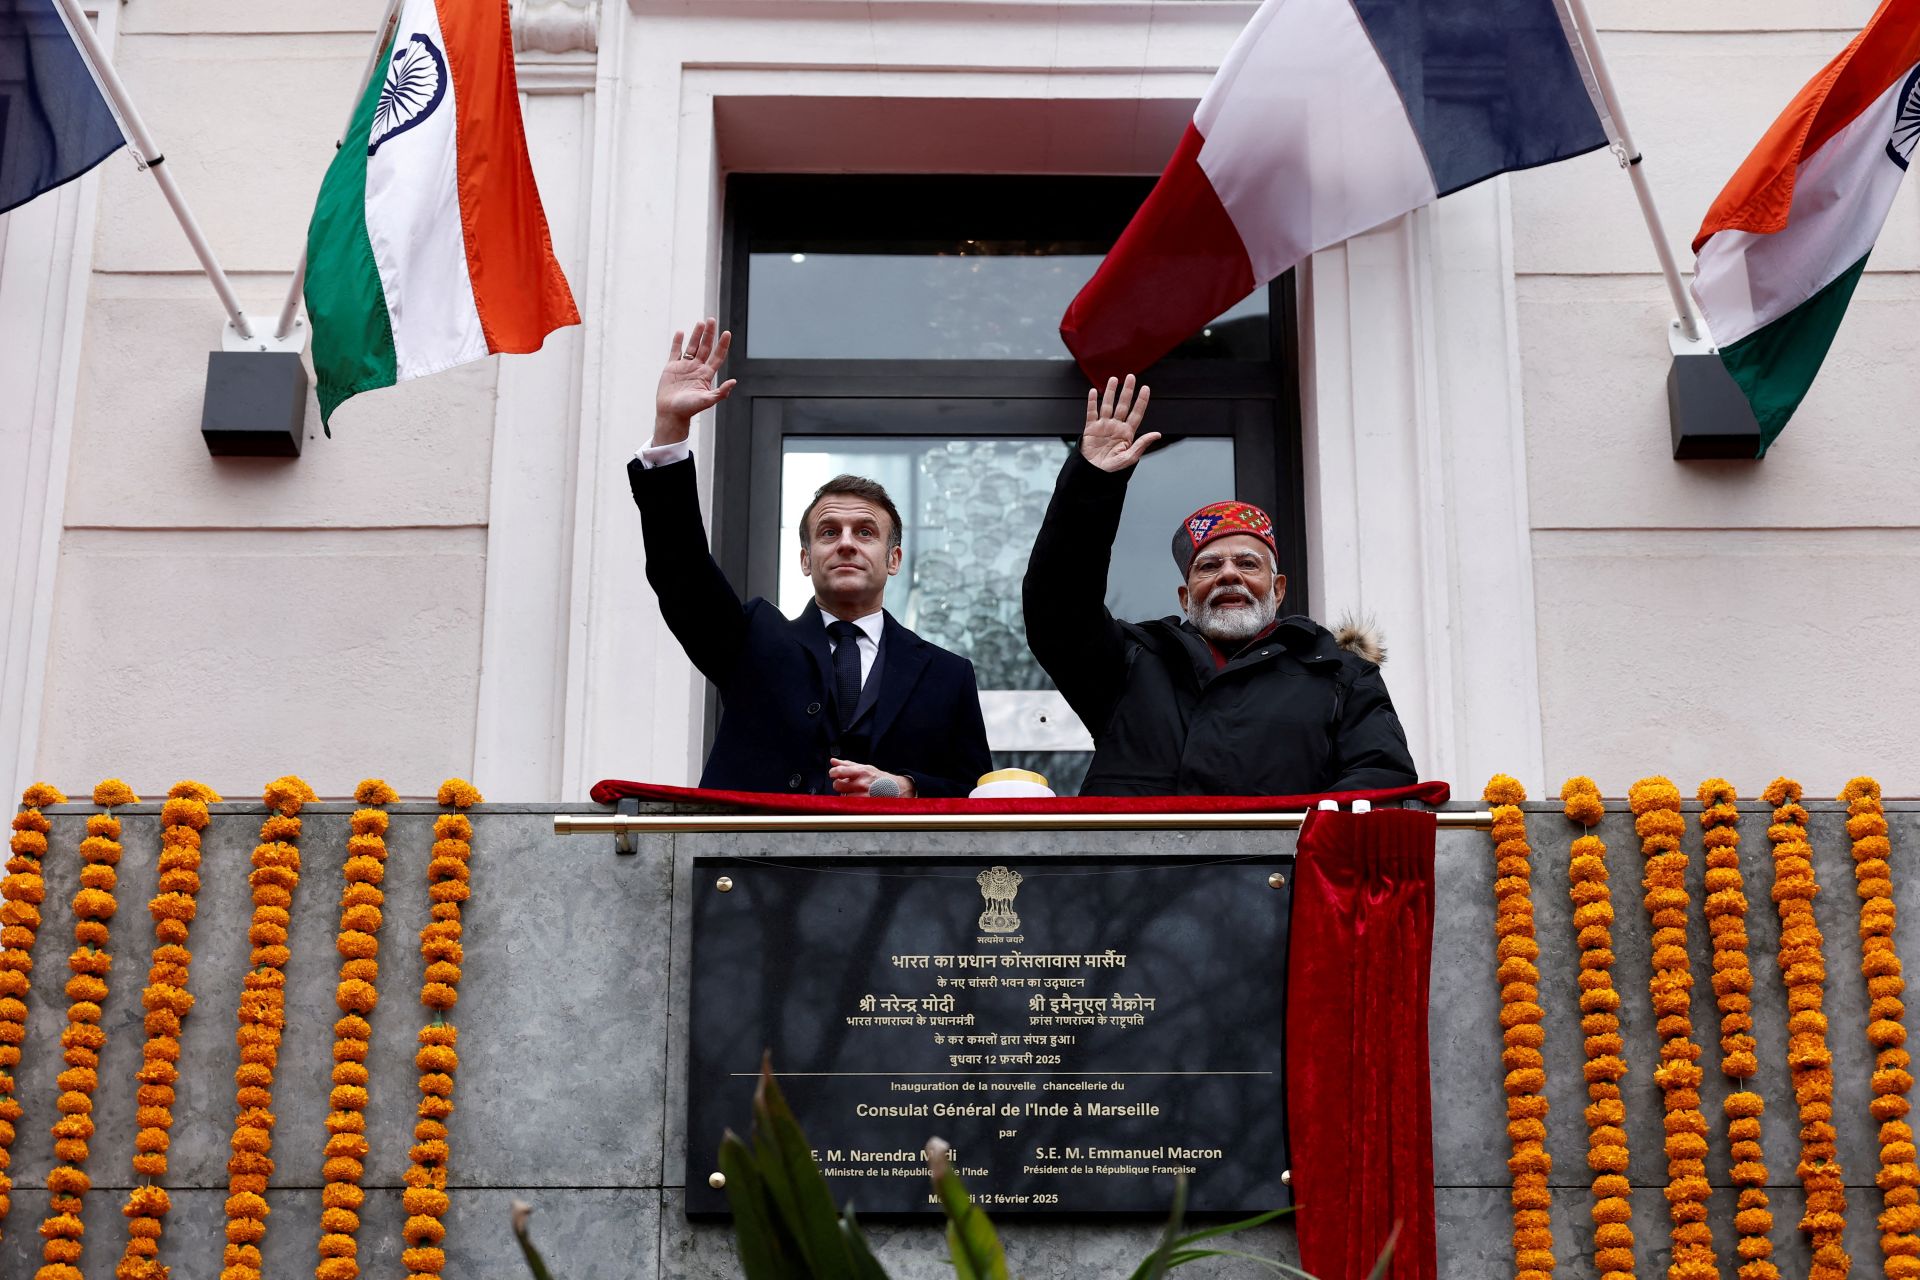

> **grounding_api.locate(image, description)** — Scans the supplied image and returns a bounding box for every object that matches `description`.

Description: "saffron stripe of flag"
[1059,0,1609,385]
[1691,0,1920,456]
[305,0,579,427]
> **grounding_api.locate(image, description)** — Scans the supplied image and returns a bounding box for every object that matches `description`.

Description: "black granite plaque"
[685,854,1290,1216]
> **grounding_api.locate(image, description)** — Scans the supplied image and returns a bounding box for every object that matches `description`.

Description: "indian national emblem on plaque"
[977,865,1023,934]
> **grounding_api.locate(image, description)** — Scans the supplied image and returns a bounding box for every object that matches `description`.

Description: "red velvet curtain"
[1287,808,1439,1280]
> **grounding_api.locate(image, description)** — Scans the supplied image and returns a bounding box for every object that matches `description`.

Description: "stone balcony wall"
[1,798,1907,1278]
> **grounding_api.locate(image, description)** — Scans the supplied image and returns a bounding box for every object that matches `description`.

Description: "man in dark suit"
[629,318,993,798]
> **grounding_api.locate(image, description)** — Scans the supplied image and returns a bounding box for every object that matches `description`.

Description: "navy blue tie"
[827,620,863,730]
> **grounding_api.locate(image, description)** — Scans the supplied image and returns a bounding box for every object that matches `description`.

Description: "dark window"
[712,175,1305,793]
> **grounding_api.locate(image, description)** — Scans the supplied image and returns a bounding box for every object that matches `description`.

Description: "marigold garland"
[2,782,65,1234]
[1483,775,1553,1280]
[1696,779,1777,1280]
[1628,776,1717,1280]
[33,780,136,1280]
[1559,776,1635,1280]
[402,779,480,1280]
[114,780,220,1280]
[1839,776,1920,1277]
[221,775,317,1280]
[316,779,399,1280]
[1763,776,1849,1279]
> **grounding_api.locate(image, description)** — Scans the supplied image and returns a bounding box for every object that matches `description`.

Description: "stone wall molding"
[512,0,599,55]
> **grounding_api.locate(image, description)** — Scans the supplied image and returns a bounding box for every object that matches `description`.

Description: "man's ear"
[799,546,812,576]
[887,545,903,576]
[1273,573,1287,608]
[1177,584,1190,611]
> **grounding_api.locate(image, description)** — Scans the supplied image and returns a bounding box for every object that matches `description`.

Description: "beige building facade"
[3,0,1915,804]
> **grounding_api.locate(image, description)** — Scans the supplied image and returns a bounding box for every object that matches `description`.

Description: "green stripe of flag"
[1720,252,1870,458]
[306,32,400,430]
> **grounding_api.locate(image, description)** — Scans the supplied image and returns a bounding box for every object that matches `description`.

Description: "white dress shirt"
[637,439,692,468]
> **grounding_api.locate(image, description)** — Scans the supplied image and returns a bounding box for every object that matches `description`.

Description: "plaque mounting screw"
[708,1172,726,1189]
[1267,872,1287,889]
[716,876,734,892]
[1281,1168,1292,1185]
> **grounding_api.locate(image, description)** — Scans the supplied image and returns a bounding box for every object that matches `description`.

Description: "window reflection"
[780,437,1236,692]
[749,245,1268,361]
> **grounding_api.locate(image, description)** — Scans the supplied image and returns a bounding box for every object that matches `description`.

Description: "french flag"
[1062,0,1612,383]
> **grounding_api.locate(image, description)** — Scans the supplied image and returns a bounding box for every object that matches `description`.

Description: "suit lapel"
[867,612,931,745]
[791,604,834,700]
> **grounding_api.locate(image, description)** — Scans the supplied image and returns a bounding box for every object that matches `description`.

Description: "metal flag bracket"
[223,314,307,357]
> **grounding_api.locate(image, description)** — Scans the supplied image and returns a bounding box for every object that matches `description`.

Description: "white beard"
[1187,586,1280,645]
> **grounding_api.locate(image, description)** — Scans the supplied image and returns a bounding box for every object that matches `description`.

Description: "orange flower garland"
[1483,775,1553,1280]
[3,781,65,1233]
[221,775,317,1280]
[1628,775,1717,1280]
[115,779,221,1280]
[1763,776,1849,1279]
[1839,776,1920,1277]
[402,779,481,1280]
[1696,779,1777,1280]
[1561,776,1634,1280]
[34,778,137,1280]
[318,779,399,1280]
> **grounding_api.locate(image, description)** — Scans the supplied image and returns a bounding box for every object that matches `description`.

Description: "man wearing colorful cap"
[1022,375,1417,797]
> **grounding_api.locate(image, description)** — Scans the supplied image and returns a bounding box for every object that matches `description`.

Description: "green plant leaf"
[840,1205,893,1280]
[1128,1173,1188,1280]
[1166,1205,1294,1249]
[721,1129,806,1280]
[509,1201,555,1280]
[1163,1247,1307,1274]
[1128,1192,1312,1280]
[1363,1222,1401,1280]
[928,1141,1009,1280]
[749,1057,858,1280]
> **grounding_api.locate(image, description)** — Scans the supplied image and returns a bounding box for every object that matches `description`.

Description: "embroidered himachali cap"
[1172,500,1278,575]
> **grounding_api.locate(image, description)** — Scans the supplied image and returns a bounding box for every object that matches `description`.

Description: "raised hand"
[1079,374,1159,473]
[653,317,738,446]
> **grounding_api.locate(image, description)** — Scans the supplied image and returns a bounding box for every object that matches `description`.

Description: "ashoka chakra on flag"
[369,34,447,157]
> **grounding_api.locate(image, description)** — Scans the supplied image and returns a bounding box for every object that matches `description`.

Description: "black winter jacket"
[1022,452,1418,797]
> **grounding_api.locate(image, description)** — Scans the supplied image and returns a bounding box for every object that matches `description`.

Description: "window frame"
[710,170,1310,634]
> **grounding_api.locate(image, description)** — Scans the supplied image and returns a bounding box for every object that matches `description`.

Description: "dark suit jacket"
[628,455,993,797]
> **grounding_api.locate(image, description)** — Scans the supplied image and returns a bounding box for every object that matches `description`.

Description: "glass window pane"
[779,436,1236,692]
[749,244,1268,361]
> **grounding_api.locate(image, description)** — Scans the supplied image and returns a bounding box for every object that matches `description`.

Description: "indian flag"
[1691,0,1920,456]
[305,0,579,427]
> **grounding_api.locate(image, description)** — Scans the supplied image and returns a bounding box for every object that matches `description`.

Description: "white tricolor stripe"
[364,0,488,382]
[1693,66,1918,347]
[1194,0,1436,283]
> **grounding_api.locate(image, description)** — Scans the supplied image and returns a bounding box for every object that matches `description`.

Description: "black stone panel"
[685,854,1292,1217]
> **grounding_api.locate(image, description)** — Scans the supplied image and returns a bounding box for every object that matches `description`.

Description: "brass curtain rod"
[553,810,1496,835]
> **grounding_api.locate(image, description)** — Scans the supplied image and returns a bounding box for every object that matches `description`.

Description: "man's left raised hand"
[829,758,915,798]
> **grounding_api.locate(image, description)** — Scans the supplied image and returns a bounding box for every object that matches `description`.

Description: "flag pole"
[50,0,254,339]
[270,0,406,343]
[1556,0,1707,347]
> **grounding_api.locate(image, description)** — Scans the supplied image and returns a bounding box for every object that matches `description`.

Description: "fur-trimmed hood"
[1332,613,1388,666]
